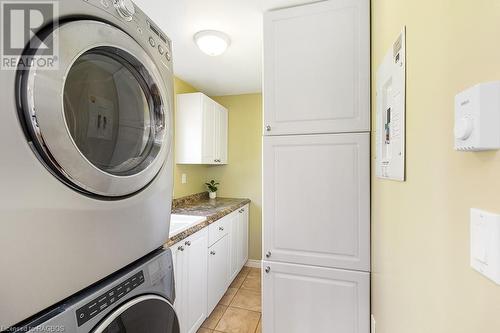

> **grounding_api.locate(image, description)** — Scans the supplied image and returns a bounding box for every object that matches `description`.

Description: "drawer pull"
[178,246,185,252]
[218,226,224,231]
[265,266,271,273]
[185,241,191,246]
[210,251,216,255]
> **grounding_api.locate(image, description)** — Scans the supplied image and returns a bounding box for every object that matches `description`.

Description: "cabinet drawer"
[208,215,231,246]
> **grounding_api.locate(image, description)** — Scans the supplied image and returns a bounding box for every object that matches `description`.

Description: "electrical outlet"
[181,173,187,184]
[371,314,376,333]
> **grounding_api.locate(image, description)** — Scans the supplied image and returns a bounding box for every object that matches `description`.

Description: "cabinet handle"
[178,245,185,252]
[218,226,224,231]
[185,241,191,246]
[265,266,271,273]
[210,251,216,255]
[238,209,243,213]
[265,251,271,258]
[265,125,271,132]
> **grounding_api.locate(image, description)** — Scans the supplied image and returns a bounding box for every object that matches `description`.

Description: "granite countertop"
[166,192,250,246]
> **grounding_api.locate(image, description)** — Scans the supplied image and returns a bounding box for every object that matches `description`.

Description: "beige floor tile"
[230,289,261,312]
[219,287,239,306]
[255,318,262,333]
[229,271,246,289]
[240,275,261,292]
[197,328,213,333]
[215,307,260,333]
[246,268,261,279]
[240,266,251,275]
[202,305,227,329]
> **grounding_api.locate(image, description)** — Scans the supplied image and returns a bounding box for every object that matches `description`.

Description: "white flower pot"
[209,191,217,199]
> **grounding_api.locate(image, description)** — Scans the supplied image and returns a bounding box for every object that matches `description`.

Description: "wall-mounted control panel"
[376,28,406,181]
[454,81,500,151]
[470,209,500,284]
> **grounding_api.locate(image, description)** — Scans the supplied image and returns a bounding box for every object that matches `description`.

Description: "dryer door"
[19,20,171,198]
[93,295,180,333]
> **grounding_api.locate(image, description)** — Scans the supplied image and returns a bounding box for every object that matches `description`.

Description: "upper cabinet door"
[263,133,370,271]
[202,96,217,164]
[263,0,370,135]
[218,106,228,164]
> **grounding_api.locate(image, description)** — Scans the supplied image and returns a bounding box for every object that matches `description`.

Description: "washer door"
[93,295,180,333]
[20,20,171,197]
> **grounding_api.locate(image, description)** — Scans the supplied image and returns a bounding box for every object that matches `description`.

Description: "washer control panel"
[76,270,144,326]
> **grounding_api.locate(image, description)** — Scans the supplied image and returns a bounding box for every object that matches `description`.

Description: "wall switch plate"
[181,173,187,184]
[470,208,500,284]
[455,81,500,151]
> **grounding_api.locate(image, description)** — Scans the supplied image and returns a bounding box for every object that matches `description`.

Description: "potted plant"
[205,180,220,199]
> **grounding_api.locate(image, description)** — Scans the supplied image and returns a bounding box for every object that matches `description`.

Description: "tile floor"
[198,267,262,333]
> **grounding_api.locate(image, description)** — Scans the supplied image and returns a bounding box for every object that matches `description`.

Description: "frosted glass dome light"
[194,30,231,56]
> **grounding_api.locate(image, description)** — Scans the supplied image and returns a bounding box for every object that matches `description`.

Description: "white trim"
[245,259,262,268]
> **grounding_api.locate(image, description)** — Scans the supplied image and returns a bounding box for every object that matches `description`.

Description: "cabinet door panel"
[229,212,240,282]
[262,261,369,333]
[219,106,228,164]
[207,235,230,313]
[171,241,185,331]
[202,97,216,163]
[238,205,249,267]
[263,133,370,271]
[184,229,208,333]
[263,0,370,135]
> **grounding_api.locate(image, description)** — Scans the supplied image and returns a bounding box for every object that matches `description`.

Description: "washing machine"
[0,0,175,328]
[10,248,179,333]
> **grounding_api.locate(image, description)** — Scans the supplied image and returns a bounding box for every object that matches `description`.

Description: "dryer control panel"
[76,270,144,326]
[82,0,172,68]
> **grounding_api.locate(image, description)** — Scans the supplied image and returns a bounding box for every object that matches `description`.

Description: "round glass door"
[93,295,180,333]
[63,47,160,176]
[19,20,172,197]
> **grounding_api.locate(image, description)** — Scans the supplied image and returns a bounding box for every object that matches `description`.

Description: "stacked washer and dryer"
[0,0,179,331]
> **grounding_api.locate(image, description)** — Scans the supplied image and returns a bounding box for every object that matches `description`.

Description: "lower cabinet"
[207,234,230,314]
[262,261,370,333]
[172,205,250,332]
[237,205,249,268]
[172,228,208,333]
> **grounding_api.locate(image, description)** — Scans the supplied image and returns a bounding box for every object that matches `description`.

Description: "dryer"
[0,0,174,328]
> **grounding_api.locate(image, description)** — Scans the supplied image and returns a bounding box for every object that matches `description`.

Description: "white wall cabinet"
[262,261,370,333]
[207,234,230,314]
[172,228,208,333]
[263,133,370,271]
[176,92,228,165]
[263,0,370,136]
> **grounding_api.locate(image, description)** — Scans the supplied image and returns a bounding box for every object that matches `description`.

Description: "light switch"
[470,208,500,284]
[181,173,187,184]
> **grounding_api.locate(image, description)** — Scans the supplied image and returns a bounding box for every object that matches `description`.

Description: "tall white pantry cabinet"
[262,1,370,333]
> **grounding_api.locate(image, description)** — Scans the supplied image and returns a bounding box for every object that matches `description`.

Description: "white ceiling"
[134,0,317,96]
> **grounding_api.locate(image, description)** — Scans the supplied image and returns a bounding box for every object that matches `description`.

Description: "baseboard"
[245,259,262,268]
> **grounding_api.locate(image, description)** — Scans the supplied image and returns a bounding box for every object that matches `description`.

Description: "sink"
[169,214,206,237]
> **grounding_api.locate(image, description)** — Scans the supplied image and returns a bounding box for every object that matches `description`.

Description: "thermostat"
[455,81,500,151]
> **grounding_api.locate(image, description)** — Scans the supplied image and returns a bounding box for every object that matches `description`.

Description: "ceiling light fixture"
[194,30,231,56]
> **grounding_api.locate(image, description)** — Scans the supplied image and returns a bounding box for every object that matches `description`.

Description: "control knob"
[115,0,135,21]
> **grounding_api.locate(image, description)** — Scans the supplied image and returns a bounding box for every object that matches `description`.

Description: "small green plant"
[205,180,220,193]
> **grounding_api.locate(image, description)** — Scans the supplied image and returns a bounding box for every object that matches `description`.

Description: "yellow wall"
[372,1,500,332]
[211,94,263,260]
[172,79,263,260]
[173,77,211,198]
